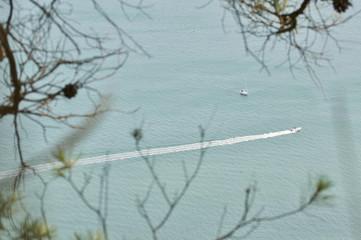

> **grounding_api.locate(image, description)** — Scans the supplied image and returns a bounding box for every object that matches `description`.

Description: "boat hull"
[240,90,248,96]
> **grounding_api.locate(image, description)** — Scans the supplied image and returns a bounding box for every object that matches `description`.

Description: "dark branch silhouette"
[221,0,358,80]
[0,0,146,177]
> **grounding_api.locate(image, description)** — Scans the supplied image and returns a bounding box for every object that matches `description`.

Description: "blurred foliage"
[313,176,334,204]
[300,175,334,207]
[73,230,106,240]
[0,148,334,240]
[131,128,143,142]
[50,147,79,177]
[0,191,56,239]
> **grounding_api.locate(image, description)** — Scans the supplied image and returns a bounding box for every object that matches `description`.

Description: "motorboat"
[290,127,302,133]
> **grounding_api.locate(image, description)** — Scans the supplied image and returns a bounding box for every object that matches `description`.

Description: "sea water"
[0,0,361,239]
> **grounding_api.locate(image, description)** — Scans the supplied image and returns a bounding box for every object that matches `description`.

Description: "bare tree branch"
[134,127,209,240]
[216,176,333,239]
[221,0,356,79]
[0,0,147,177]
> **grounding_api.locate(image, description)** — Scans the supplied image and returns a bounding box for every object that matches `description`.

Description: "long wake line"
[0,127,301,180]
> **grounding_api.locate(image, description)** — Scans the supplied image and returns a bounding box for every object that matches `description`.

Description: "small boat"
[290,127,302,133]
[240,78,248,96]
[240,89,248,96]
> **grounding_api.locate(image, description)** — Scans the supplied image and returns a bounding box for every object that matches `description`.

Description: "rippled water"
[1,0,361,239]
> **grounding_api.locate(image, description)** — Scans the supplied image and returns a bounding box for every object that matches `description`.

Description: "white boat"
[290,127,302,133]
[240,78,248,96]
[240,89,248,96]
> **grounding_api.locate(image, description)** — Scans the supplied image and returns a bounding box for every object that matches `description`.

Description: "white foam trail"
[0,127,301,180]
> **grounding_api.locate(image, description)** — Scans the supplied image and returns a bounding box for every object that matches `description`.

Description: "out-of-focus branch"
[216,176,333,239]
[49,149,111,239]
[134,127,208,240]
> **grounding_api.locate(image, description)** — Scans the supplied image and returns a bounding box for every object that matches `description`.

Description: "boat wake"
[0,127,301,180]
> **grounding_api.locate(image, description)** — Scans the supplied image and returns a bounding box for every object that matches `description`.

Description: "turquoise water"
[1,0,361,239]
